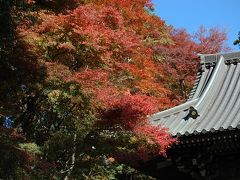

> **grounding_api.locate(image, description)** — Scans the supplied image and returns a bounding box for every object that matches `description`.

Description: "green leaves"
[19,142,43,155]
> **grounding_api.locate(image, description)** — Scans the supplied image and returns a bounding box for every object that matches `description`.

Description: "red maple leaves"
[19,0,228,161]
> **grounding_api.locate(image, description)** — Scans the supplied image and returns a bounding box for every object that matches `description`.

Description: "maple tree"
[154,27,228,99]
[0,0,228,179]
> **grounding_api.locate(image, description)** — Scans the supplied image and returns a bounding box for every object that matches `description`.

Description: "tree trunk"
[63,133,77,180]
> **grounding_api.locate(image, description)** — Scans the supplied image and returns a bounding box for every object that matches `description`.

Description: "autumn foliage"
[0,0,228,179]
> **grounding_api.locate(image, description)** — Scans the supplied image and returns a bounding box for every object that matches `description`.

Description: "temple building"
[147,51,240,180]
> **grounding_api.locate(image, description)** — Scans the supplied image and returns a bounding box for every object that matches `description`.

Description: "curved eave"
[150,51,240,137]
[176,126,240,137]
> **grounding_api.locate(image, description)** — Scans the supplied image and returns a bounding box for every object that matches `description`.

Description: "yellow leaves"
[47,89,71,105]
[129,136,138,143]
[19,143,43,156]
[47,89,62,103]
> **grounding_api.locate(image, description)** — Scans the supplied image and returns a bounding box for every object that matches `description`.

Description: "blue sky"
[152,0,240,50]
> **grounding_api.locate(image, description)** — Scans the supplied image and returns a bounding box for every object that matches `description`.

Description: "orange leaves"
[118,59,170,98]
[68,5,137,41]
[98,6,124,30]
[73,69,110,88]
[58,42,76,52]
[36,12,65,34]
[34,0,171,69]
[25,0,35,5]
[136,79,170,97]
[87,0,152,9]
[60,4,143,64]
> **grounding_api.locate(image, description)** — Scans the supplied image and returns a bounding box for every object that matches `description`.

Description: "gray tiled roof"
[150,51,240,137]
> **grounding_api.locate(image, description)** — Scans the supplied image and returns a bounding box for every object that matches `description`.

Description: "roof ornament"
[183,106,199,121]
